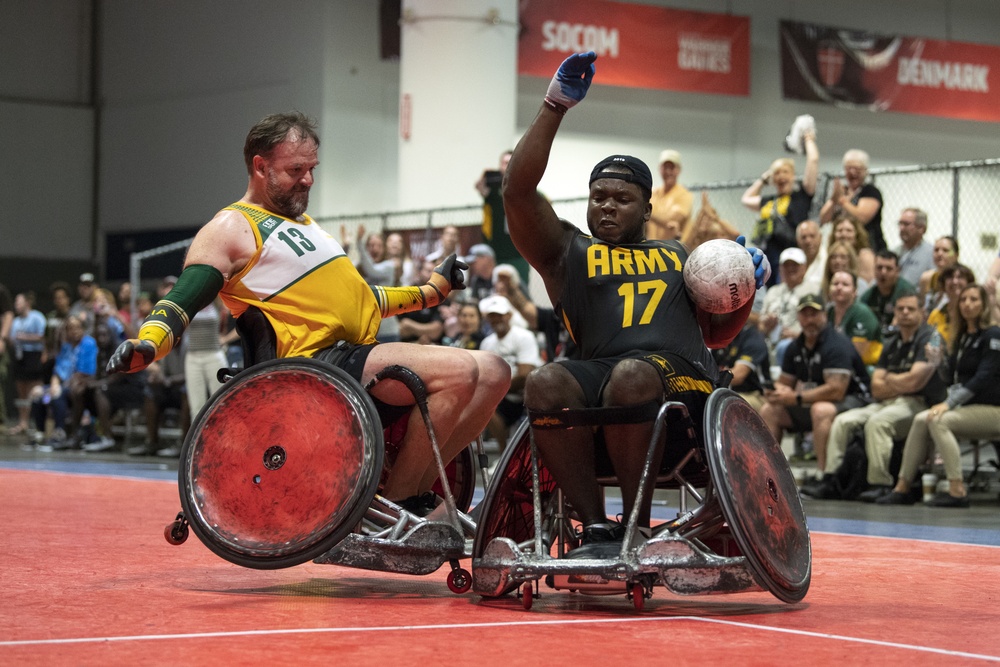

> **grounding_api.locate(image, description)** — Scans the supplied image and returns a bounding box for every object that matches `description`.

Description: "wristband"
[427,280,445,302]
[543,97,568,116]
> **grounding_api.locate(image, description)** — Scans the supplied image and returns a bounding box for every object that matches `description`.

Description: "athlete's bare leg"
[601,360,663,528]
[364,344,509,500]
[524,364,606,527]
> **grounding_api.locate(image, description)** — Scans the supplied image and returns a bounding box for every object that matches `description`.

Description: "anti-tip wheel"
[447,568,472,594]
[521,583,533,610]
[631,583,645,611]
[164,521,188,545]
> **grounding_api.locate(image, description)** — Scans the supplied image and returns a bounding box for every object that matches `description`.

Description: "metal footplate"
[314,495,474,575]
[472,533,760,598]
[314,522,467,574]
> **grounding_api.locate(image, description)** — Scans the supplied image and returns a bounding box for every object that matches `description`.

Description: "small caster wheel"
[521,582,533,610]
[630,583,646,611]
[447,568,472,594]
[164,520,188,545]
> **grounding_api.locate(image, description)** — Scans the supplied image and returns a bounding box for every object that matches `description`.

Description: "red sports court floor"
[2,468,999,665]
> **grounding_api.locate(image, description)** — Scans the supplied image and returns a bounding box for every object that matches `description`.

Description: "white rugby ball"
[683,239,756,314]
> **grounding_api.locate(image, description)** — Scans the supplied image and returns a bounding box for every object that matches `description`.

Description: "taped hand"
[545,51,597,112]
[736,235,771,289]
[429,253,469,298]
[106,339,156,375]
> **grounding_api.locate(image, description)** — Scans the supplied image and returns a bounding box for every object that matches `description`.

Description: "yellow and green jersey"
[221,202,380,358]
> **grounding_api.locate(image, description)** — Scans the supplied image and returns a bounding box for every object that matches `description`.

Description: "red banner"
[518,0,750,96]
[781,20,1000,123]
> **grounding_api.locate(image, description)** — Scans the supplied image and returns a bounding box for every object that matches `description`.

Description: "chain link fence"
[312,158,1000,284]
[129,159,1000,305]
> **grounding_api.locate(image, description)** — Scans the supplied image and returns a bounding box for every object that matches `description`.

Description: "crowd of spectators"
[733,146,1000,510]
[3,139,999,514]
[0,273,218,457]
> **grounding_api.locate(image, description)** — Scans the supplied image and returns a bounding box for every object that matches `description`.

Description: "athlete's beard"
[266,170,310,219]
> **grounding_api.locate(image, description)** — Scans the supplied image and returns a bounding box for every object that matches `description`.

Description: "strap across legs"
[527,400,661,430]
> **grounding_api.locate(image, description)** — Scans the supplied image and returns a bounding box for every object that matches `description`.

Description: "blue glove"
[545,51,597,112]
[736,235,771,289]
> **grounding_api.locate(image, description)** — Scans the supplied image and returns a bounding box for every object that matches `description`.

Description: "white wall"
[3,0,1000,268]
[97,0,328,234]
[0,1,93,260]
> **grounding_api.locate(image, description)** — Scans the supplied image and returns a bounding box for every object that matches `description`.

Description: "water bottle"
[927,330,944,366]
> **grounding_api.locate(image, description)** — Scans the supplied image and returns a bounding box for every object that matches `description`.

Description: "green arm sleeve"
[137,264,225,360]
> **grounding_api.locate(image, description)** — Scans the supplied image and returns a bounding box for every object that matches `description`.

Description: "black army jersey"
[558,228,716,377]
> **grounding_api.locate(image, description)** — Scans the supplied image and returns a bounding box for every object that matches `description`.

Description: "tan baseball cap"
[659,149,682,166]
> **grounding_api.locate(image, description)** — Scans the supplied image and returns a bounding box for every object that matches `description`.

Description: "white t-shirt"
[760,280,814,343]
[480,325,543,401]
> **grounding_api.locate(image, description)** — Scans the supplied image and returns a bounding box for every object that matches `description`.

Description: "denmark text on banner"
[780,19,998,123]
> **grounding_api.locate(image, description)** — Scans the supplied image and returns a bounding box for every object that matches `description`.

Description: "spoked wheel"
[179,358,384,569]
[703,389,811,602]
[472,421,560,596]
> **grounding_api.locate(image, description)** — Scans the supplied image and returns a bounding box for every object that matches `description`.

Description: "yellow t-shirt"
[221,202,380,358]
[647,183,693,240]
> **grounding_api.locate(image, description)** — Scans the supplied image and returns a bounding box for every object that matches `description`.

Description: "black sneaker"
[857,486,893,503]
[566,521,626,559]
[397,492,438,517]
[581,522,626,543]
[875,490,916,505]
[800,475,840,500]
[928,492,970,508]
[44,433,74,451]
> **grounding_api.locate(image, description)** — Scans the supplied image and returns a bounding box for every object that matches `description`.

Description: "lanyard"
[953,329,978,383]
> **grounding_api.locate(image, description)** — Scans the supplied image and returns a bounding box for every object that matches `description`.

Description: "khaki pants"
[738,390,764,413]
[825,396,926,486]
[899,404,1000,483]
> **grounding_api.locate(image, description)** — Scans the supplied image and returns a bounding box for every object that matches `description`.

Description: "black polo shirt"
[713,324,769,394]
[877,323,946,404]
[860,278,915,332]
[950,325,1000,406]
[781,324,870,398]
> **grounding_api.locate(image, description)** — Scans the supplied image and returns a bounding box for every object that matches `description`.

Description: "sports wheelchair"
[164,356,484,593]
[472,388,811,610]
[164,331,810,607]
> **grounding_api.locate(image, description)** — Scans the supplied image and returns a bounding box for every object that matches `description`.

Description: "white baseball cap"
[779,247,807,265]
[479,294,512,316]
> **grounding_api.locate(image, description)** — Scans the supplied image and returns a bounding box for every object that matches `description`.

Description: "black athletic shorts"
[13,350,45,382]
[557,351,716,408]
[556,351,715,448]
[496,396,526,427]
[313,340,378,383]
[313,341,409,428]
